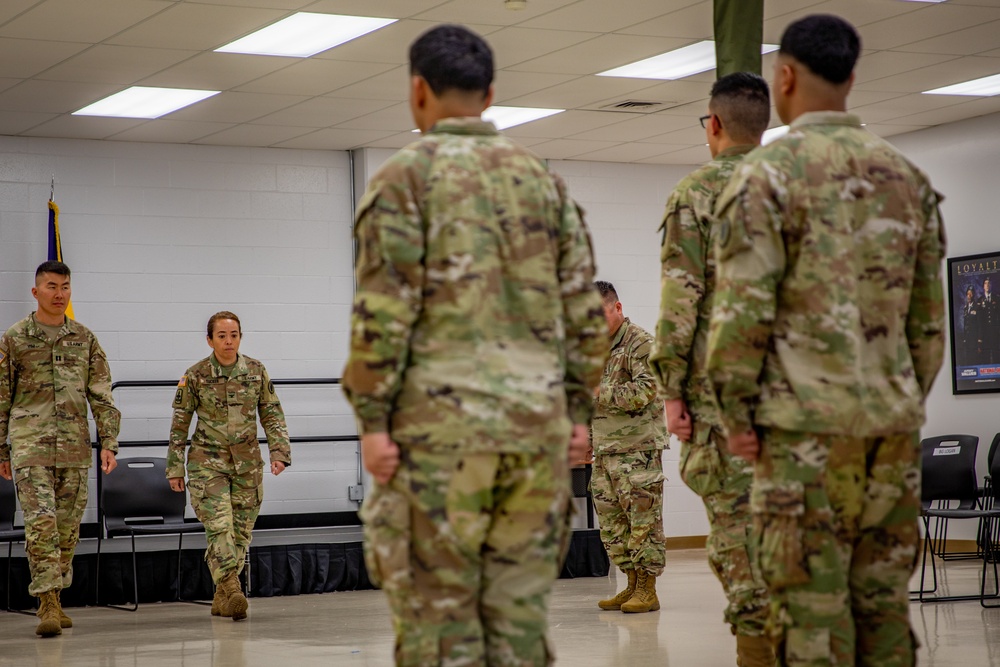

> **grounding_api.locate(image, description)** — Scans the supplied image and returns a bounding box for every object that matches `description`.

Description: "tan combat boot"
[736,634,776,667]
[598,569,637,610]
[55,589,72,628]
[219,571,248,621]
[211,583,232,617]
[620,570,660,613]
[35,590,62,637]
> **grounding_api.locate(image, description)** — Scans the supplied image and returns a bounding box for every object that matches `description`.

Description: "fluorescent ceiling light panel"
[923,73,1000,96]
[900,1,947,4]
[215,13,396,57]
[73,86,220,118]
[598,40,779,80]
[762,125,789,145]
[483,106,564,129]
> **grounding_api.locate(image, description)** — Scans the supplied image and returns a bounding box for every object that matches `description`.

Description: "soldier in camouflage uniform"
[649,73,775,666]
[167,311,290,621]
[706,15,945,667]
[0,261,120,637]
[590,281,667,614]
[343,25,606,667]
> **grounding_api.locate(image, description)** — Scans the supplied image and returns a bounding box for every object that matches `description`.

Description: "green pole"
[714,0,765,78]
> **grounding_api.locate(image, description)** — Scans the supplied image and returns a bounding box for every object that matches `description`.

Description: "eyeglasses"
[699,114,712,129]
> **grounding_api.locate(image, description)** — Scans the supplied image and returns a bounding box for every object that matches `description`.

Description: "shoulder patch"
[177,375,187,388]
[0,349,4,364]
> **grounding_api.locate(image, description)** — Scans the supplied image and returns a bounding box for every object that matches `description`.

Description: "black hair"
[594,281,618,303]
[35,261,70,280]
[779,14,860,85]
[709,72,770,141]
[409,24,494,97]
[208,311,242,337]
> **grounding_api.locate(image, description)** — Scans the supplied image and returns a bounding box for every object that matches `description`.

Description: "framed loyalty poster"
[947,251,1000,394]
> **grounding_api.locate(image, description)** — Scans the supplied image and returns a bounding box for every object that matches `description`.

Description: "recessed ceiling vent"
[589,99,671,114]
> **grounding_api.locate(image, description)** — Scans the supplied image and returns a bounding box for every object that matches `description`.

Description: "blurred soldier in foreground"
[168,311,290,621]
[706,14,945,667]
[0,261,120,637]
[343,24,606,667]
[649,72,774,666]
[591,280,667,614]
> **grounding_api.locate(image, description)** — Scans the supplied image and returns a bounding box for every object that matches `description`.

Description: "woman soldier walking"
[167,311,291,620]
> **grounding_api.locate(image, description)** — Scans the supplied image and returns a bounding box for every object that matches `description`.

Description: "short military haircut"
[594,280,619,304]
[779,14,860,85]
[35,260,70,281]
[207,311,242,337]
[709,72,770,142]
[409,24,494,97]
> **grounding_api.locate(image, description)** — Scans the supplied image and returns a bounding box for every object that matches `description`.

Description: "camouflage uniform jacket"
[706,111,946,437]
[342,117,607,454]
[593,319,667,454]
[167,353,290,478]
[0,313,120,469]
[649,144,755,426]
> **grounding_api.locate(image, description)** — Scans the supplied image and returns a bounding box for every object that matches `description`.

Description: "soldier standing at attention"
[591,280,667,614]
[167,311,290,621]
[706,15,945,666]
[343,24,606,667]
[649,72,774,666]
[0,261,120,637]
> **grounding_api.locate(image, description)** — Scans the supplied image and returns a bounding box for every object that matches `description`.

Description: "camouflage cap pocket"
[750,479,810,590]
[359,479,411,591]
[678,423,724,497]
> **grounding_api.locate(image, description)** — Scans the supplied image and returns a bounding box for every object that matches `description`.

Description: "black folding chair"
[95,458,204,611]
[922,435,985,561]
[571,464,595,529]
[914,435,1000,603]
[0,476,30,614]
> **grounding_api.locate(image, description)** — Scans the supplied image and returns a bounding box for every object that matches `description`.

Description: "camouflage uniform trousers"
[753,428,920,667]
[15,466,89,596]
[360,447,573,667]
[680,421,770,637]
[590,449,666,576]
[187,466,263,584]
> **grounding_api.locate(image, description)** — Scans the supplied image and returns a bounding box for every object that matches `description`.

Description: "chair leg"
[104,534,139,612]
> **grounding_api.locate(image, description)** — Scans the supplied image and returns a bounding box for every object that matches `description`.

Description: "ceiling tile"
[637,144,709,165]
[795,0,921,26]
[19,114,146,140]
[502,76,675,110]
[168,91,307,123]
[643,123,707,146]
[107,3,286,51]
[328,66,409,101]
[518,0,677,33]
[615,2,714,39]
[571,141,677,163]
[894,19,1000,56]
[0,39,91,79]
[861,3,1000,51]
[108,119,233,144]
[856,55,1000,94]
[492,70,579,104]
[235,59,398,96]
[508,34,692,75]
[502,110,625,139]
[36,45,199,85]
[0,79,120,113]
[886,94,1000,126]
[193,123,314,147]
[311,19,439,65]
[273,128,400,150]
[251,97,399,127]
[0,0,168,42]
[306,0,460,20]
[487,27,599,68]
[0,0,43,25]
[851,93,969,124]
[763,0,829,20]
[0,110,57,135]
[854,51,959,85]
[189,0,314,8]
[415,0,582,26]
[865,123,932,139]
[568,113,696,143]
[363,130,423,150]
[333,102,413,131]
[529,138,623,160]
[140,52,293,90]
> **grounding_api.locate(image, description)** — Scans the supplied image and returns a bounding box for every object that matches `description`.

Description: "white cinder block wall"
[0,135,359,524]
[355,148,709,538]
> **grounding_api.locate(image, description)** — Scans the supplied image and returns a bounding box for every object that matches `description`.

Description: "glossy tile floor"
[2,549,999,666]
